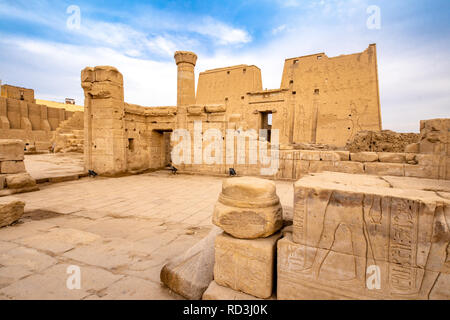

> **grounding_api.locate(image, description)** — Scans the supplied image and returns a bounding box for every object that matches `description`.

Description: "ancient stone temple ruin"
[82,45,382,176]
[0,43,448,300]
[0,84,83,152]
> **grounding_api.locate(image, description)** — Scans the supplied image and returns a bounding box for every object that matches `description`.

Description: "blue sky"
[0,0,449,132]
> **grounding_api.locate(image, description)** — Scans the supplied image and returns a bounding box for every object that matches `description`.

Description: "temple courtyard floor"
[0,170,293,299]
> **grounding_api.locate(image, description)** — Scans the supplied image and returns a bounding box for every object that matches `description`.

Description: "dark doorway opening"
[260,111,272,142]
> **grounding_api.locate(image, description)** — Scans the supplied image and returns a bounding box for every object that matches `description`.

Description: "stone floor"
[24,153,85,181]
[0,171,293,300]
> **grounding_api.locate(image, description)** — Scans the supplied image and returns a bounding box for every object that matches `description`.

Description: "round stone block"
[212,177,283,239]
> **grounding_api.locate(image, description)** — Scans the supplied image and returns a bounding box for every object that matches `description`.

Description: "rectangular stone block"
[404,164,439,179]
[0,139,24,161]
[299,151,341,161]
[364,162,404,176]
[335,151,350,161]
[1,161,26,174]
[294,160,310,179]
[415,154,439,166]
[378,152,406,163]
[290,172,450,299]
[0,197,25,228]
[333,161,364,174]
[308,160,335,173]
[214,232,280,299]
[202,281,270,300]
[277,231,450,300]
[350,152,378,162]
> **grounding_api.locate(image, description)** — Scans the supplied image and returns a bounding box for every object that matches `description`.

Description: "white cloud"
[272,24,287,35]
[188,17,252,45]
[0,35,176,107]
[0,0,448,134]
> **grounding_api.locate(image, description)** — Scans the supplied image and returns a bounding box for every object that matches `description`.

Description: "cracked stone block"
[364,162,404,176]
[288,172,450,300]
[0,197,25,228]
[377,152,406,163]
[212,177,283,239]
[214,231,280,299]
[0,246,57,275]
[0,140,24,161]
[16,228,101,255]
[160,226,222,300]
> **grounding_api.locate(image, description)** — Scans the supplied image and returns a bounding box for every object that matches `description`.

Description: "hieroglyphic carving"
[388,199,419,295]
[280,172,450,300]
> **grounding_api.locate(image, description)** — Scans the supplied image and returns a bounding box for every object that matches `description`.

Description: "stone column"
[174,51,197,107]
[81,66,126,176]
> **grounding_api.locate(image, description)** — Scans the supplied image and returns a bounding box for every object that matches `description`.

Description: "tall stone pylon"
[174,51,197,106]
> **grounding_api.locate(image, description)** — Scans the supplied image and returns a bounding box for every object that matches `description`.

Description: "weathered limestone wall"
[196,64,262,112]
[281,44,382,146]
[179,118,449,181]
[0,85,76,150]
[123,104,176,172]
[1,85,35,103]
[81,66,178,175]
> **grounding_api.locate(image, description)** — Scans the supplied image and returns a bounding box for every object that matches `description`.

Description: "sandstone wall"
[196,65,262,111]
[280,44,382,146]
[0,89,77,150]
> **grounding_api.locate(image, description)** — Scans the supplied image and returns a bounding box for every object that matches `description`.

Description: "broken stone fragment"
[160,226,222,300]
[212,177,283,239]
[0,197,25,228]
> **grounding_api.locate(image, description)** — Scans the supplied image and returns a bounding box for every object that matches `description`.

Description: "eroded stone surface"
[288,172,450,300]
[212,177,283,239]
[0,197,25,228]
[160,226,222,300]
[214,231,280,299]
